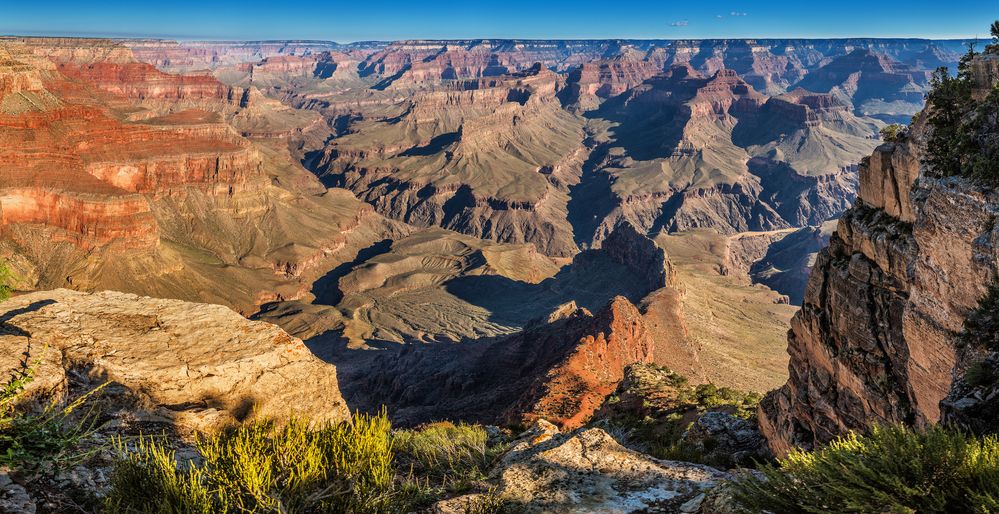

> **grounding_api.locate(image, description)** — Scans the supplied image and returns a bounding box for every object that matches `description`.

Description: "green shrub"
[0,261,12,302]
[925,62,975,178]
[106,412,396,514]
[924,24,999,187]
[0,346,105,472]
[690,384,761,417]
[394,421,491,480]
[880,123,906,142]
[988,20,999,54]
[599,365,762,466]
[732,424,999,513]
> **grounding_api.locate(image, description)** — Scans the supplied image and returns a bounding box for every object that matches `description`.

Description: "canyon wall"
[760,67,999,454]
[0,38,398,314]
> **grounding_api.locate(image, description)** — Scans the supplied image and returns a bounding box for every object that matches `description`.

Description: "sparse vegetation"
[0,260,12,301]
[105,414,511,513]
[879,123,906,142]
[598,364,762,467]
[106,412,397,514]
[989,20,999,54]
[463,491,508,514]
[924,22,999,186]
[732,424,999,514]
[0,346,105,473]
[394,421,503,495]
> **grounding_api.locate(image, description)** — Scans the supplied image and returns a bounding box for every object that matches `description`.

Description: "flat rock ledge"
[0,289,349,432]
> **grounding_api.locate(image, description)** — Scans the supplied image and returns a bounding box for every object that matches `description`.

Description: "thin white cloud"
[670,20,689,27]
[730,11,748,16]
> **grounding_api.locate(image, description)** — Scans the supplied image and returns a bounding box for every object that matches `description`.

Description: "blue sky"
[0,0,996,42]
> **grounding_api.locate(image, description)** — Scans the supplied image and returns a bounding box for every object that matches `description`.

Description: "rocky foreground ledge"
[435,419,731,514]
[0,289,350,431]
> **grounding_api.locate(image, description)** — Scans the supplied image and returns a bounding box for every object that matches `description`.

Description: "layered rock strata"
[0,38,396,314]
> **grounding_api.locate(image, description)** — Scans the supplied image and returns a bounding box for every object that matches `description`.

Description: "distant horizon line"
[0,32,984,45]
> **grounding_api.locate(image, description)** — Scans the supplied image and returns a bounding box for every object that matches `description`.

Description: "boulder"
[0,472,35,514]
[680,412,771,468]
[0,289,349,432]
[438,420,729,513]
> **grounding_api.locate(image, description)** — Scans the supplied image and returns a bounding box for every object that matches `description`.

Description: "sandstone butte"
[499,296,657,430]
[0,289,350,432]
[759,54,999,455]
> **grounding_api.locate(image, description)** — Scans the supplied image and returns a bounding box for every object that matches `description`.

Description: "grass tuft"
[732,424,999,513]
[105,411,396,514]
[104,412,511,513]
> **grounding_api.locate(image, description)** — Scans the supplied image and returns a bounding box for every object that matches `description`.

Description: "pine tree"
[988,20,999,54]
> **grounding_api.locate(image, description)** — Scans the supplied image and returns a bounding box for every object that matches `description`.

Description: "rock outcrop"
[599,221,681,293]
[760,64,999,454]
[500,296,656,429]
[0,289,350,431]
[436,420,729,513]
[681,412,772,468]
[0,472,34,514]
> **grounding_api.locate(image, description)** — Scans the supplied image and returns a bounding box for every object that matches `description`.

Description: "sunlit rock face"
[760,62,999,454]
[0,289,351,432]
[0,38,397,314]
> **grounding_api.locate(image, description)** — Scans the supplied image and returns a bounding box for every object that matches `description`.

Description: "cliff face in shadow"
[328,223,698,429]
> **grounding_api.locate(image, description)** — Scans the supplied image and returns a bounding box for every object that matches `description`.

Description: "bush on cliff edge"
[1,346,104,473]
[732,424,999,513]
[924,21,999,187]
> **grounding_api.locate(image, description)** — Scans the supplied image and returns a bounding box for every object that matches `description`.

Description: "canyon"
[0,34,969,416]
[0,29,995,513]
